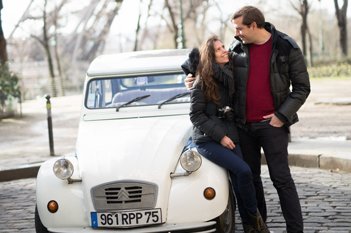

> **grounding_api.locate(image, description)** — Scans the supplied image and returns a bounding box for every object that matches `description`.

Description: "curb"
[262,154,351,173]
[0,163,41,182]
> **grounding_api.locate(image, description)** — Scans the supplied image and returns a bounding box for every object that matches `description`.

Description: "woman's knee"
[236,165,253,181]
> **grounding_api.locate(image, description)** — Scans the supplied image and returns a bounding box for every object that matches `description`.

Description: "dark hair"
[197,35,221,104]
[232,6,265,28]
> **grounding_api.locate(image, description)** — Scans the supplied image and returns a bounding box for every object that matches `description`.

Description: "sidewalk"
[0,78,351,181]
[0,95,82,181]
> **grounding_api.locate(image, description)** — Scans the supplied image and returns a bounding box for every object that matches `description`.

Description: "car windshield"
[85,72,189,109]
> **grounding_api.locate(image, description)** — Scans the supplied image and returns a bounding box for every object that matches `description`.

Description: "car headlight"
[53,158,74,180]
[180,149,202,172]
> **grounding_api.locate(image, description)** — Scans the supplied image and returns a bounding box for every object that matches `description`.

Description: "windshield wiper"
[116,94,151,111]
[158,92,191,109]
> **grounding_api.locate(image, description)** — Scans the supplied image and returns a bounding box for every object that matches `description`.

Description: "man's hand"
[220,136,235,150]
[263,113,284,127]
[184,74,195,89]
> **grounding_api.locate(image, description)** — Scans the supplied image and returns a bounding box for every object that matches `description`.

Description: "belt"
[247,119,270,125]
[245,119,271,130]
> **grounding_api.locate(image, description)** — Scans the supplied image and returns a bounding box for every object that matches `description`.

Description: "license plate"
[91,209,162,228]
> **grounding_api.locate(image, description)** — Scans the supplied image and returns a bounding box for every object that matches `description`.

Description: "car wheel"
[35,206,52,233]
[215,189,236,233]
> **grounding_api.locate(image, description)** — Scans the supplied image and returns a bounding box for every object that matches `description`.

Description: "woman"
[187,35,269,233]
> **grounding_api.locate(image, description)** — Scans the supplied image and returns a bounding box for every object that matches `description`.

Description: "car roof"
[87,49,190,77]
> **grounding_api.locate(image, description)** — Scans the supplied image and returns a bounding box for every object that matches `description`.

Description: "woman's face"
[214,40,229,64]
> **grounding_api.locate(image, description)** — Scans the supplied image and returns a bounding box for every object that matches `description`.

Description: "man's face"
[214,40,229,64]
[232,16,254,44]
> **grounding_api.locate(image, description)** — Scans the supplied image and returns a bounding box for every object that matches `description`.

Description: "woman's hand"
[220,136,235,150]
[184,74,195,89]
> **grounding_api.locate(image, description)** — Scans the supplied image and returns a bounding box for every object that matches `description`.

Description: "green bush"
[308,63,351,78]
[0,65,21,104]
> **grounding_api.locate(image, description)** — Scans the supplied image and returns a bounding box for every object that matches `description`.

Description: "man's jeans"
[238,121,304,233]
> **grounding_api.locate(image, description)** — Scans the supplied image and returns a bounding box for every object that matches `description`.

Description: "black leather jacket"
[229,22,311,127]
[189,64,239,144]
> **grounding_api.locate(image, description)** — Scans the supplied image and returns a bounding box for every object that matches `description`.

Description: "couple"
[182,6,310,233]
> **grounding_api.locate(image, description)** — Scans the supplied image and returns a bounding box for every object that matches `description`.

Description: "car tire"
[215,189,236,233]
[35,206,52,233]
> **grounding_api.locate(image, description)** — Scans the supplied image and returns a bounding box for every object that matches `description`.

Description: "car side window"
[86,79,113,109]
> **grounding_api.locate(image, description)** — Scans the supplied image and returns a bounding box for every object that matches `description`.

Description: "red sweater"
[246,37,274,122]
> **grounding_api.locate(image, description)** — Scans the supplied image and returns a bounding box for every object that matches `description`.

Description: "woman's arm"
[189,87,227,143]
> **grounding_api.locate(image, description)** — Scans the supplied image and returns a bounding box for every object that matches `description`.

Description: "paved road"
[1,166,350,233]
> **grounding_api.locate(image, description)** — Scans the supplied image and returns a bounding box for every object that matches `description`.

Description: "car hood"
[76,113,192,187]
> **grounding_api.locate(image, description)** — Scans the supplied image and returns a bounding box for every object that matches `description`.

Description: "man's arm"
[277,48,311,123]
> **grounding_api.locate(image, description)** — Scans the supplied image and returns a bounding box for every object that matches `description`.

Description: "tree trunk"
[54,21,64,96]
[307,27,313,66]
[138,0,153,50]
[300,0,309,57]
[291,0,311,65]
[43,0,57,97]
[334,0,348,57]
[0,1,8,65]
[0,34,7,65]
[133,1,142,51]
[164,0,179,48]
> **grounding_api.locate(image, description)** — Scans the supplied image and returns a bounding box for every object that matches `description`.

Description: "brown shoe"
[243,224,257,233]
[248,210,270,233]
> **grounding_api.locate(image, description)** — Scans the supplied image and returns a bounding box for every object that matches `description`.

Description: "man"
[185,6,310,233]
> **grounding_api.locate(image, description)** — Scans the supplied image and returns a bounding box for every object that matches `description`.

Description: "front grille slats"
[91,181,158,211]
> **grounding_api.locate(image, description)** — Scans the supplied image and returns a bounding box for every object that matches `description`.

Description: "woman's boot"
[243,224,257,233]
[248,210,270,233]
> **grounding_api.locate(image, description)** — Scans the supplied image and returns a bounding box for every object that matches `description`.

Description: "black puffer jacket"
[229,22,311,127]
[189,64,239,144]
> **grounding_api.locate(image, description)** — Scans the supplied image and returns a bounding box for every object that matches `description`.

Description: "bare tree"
[24,0,68,97]
[291,0,309,56]
[186,0,211,46]
[163,0,180,48]
[7,0,34,40]
[162,0,205,48]
[8,0,124,98]
[30,0,57,96]
[53,1,65,95]
[212,1,231,41]
[291,0,314,65]
[334,0,348,57]
[134,1,142,51]
[65,0,123,61]
[137,0,154,50]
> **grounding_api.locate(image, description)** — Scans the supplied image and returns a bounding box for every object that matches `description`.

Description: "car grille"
[91,181,158,211]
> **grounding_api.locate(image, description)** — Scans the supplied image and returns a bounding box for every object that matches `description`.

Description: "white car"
[35,49,236,233]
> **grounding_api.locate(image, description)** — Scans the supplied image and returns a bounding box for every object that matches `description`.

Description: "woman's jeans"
[196,142,257,225]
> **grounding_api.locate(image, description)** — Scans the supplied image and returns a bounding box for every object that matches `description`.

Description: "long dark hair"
[196,35,221,104]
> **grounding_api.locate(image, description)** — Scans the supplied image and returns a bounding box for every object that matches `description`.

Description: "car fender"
[167,156,229,223]
[36,157,88,229]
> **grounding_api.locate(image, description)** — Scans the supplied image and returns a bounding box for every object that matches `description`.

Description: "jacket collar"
[230,22,278,51]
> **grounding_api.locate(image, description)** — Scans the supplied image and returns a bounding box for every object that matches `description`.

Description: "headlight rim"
[179,148,202,173]
[53,158,74,180]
